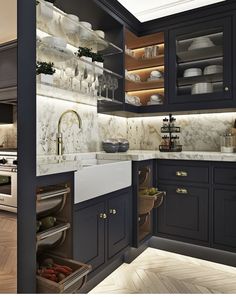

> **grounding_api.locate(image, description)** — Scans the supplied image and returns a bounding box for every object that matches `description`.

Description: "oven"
[0,170,17,212]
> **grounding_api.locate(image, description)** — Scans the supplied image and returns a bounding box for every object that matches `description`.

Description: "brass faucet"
[57,110,82,155]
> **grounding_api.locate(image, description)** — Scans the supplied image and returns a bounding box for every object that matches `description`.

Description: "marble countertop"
[37,150,236,176]
[97,150,236,162]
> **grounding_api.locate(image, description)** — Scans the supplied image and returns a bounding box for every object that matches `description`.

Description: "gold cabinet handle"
[109,209,117,215]
[176,188,188,195]
[176,171,188,177]
[99,213,107,219]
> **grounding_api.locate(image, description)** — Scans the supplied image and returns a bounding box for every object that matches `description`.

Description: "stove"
[0,151,17,172]
[0,150,17,213]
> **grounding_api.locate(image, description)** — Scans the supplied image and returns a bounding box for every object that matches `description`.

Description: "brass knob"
[224,86,229,92]
[176,171,188,177]
[99,213,107,219]
[176,188,188,195]
[109,209,117,215]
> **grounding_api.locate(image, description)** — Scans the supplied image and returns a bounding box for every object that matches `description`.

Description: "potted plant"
[76,47,94,71]
[92,52,104,75]
[36,61,56,84]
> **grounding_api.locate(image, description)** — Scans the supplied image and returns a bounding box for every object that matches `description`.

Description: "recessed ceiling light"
[117,0,226,22]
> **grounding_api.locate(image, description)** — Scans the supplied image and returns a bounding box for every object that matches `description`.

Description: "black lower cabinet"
[157,184,209,242]
[214,189,236,250]
[74,200,106,272]
[73,187,132,276]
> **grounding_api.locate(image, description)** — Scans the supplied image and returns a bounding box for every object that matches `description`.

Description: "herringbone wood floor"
[90,248,236,294]
[0,211,17,293]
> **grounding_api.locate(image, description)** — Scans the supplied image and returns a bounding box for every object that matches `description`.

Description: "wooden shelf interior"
[126,79,164,92]
[127,88,164,106]
[125,29,165,106]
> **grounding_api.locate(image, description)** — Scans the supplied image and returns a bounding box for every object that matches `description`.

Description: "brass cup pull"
[176,171,188,177]
[109,209,117,215]
[100,213,107,219]
[176,188,188,195]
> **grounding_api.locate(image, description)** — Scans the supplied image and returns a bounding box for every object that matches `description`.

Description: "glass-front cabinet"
[169,17,232,105]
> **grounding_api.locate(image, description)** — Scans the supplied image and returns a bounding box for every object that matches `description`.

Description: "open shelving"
[37,0,123,56]
[125,29,165,108]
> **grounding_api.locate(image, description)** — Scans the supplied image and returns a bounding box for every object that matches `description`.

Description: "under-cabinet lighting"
[131,44,165,52]
[127,88,165,95]
[128,66,165,73]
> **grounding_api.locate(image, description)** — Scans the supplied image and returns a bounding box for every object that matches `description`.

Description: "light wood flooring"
[0,211,17,293]
[90,247,236,294]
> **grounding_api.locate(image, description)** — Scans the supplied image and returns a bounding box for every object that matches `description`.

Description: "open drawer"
[139,191,166,215]
[37,254,92,293]
[37,186,70,217]
[37,222,70,252]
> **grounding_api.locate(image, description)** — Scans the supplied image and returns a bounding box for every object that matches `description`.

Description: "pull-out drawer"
[157,184,209,242]
[214,166,236,186]
[37,254,91,293]
[157,161,209,184]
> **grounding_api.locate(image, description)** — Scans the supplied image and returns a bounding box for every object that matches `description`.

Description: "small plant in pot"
[36,61,56,84]
[92,52,104,75]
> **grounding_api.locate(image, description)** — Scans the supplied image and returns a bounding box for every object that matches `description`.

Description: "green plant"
[75,47,104,63]
[92,52,104,63]
[36,61,56,75]
[76,47,93,58]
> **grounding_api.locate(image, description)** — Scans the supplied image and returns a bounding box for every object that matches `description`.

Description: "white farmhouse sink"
[74,160,132,203]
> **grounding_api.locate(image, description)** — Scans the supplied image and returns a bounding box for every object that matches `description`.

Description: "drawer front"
[157,162,209,184]
[157,184,209,242]
[214,166,236,186]
[214,189,236,249]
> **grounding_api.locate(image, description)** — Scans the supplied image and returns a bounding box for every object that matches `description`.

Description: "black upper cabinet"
[0,40,17,104]
[169,17,233,109]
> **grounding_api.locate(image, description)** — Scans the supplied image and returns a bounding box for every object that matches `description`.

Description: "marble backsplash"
[37,95,236,155]
[37,95,127,155]
[128,112,236,152]
[0,107,17,148]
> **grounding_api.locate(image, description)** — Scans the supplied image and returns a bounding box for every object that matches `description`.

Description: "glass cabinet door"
[169,18,232,104]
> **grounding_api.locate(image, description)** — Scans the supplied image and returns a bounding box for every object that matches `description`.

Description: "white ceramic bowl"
[183,68,202,77]
[42,36,67,49]
[61,14,79,34]
[188,37,214,51]
[80,21,92,30]
[95,30,105,39]
[203,65,223,75]
[191,82,213,95]
[150,70,162,78]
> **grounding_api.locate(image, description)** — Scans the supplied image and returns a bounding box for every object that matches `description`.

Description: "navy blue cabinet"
[169,17,234,110]
[213,189,236,250]
[157,184,209,242]
[74,200,106,272]
[73,188,132,274]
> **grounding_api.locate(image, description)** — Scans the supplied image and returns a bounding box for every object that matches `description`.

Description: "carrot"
[54,264,73,273]
[42,269,55,274]
[54,266,71,275]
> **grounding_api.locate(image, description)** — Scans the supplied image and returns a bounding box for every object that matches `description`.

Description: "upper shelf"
[125,54,164,71]
[177,46,223,63]
[125,79,164,92]
[36,0,123,56]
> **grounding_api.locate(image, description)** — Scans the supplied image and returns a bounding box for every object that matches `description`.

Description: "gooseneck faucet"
[57,110,82,155]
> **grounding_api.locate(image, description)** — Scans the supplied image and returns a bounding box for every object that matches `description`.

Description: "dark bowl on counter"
[102,139,119,153]
[118,139,129,152]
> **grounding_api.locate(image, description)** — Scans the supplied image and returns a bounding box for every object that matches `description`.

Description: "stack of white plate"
[147,94,163,105]
[188,37,215,51]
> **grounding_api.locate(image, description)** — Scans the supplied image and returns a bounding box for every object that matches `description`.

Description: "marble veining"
[0,107,17,149]
[127,112,236,151]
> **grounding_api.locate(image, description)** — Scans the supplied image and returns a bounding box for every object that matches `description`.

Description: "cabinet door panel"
[214,189,236,248]
[108,190,131,259]
[74,201,106,271]
[169,17,232,106]
[157,184,209,241]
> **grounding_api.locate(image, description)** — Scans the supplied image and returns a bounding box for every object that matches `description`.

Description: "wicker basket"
[139,191,165,215]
